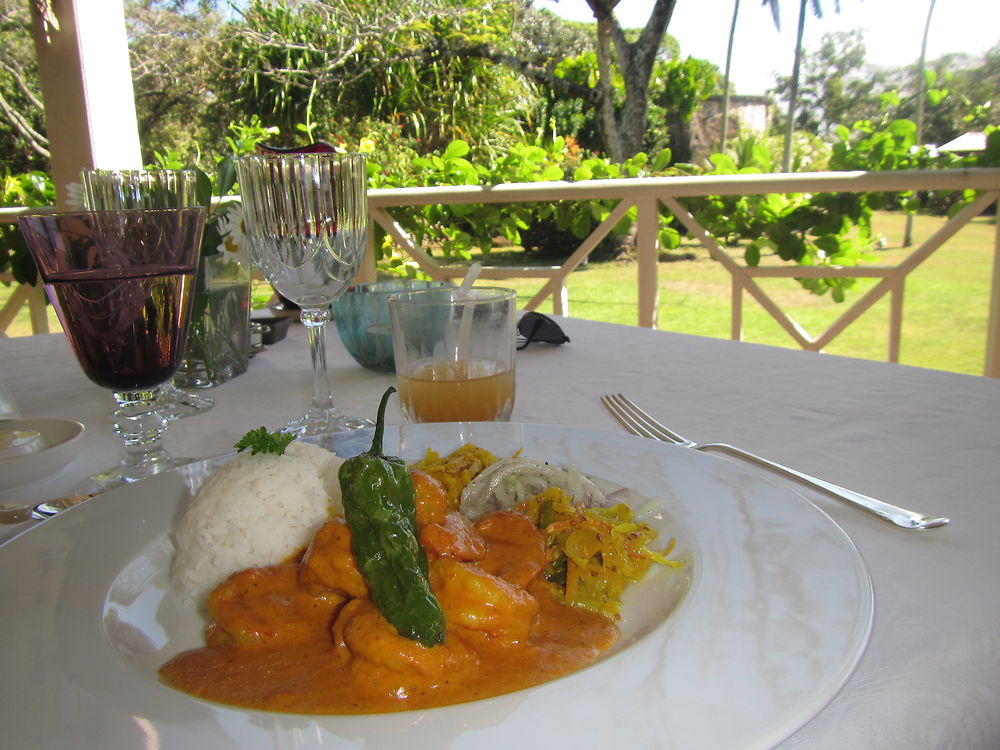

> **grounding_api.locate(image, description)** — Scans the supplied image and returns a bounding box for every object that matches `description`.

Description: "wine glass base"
[281,408,373,437]
[72,456,196,495]
[157,383,214,421]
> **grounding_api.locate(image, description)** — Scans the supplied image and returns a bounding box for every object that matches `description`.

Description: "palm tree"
[904,0,938,245]
[720,0,781,151]
[781,0,838,172]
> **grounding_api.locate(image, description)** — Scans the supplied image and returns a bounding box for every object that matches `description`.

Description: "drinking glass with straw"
[388,266,517,423]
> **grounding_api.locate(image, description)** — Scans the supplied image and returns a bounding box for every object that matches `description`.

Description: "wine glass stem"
[301,306,335,412]
[113,388,173,482]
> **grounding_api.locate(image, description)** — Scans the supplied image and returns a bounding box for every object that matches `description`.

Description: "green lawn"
[487,211,998,376]
[3,211,996,376]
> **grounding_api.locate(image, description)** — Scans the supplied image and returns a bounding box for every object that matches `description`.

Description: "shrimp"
[334,598,476,683]
[430,557,539,643]
[411,469,448,527]
[475,511,548,587]
[206,564,343,648]
[420,510,488,561]
[298,518,369,599]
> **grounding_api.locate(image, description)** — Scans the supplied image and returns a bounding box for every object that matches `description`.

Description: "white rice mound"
[170,441,345,606]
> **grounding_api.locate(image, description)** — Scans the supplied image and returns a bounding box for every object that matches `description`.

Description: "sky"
[532,0,1000,95]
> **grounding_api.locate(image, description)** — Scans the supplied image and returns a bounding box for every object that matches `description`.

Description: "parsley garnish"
[235,427,296,456]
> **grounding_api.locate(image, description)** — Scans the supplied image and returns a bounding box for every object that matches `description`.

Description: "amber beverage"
[389,287,517,423]
[396,360,515,423]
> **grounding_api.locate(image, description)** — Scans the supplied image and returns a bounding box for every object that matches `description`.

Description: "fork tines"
[601,393,683,444]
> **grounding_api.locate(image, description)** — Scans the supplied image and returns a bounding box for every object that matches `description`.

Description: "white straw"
[455,262,482,363]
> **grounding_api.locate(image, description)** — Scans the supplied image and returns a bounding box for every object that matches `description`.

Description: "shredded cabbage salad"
[415,443,683,619]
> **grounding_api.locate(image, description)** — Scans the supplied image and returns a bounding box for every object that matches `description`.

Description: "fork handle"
[695,442,950,530]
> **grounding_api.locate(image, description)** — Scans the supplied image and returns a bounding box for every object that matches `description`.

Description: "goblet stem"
[113,388,176,482]
[74,387,182,494]
[281,305,373,436]
[302,305,336,414]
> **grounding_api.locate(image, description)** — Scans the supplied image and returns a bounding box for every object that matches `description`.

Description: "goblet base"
[72,455,196,495]
[281,407,373,437]
[157,382,214,421]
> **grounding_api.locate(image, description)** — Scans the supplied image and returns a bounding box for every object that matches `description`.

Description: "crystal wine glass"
[17,208,206,493]
[235,152,371,435]
[79,168,214,421]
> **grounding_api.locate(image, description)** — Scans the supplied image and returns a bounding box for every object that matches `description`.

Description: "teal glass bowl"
[333,279,452,371]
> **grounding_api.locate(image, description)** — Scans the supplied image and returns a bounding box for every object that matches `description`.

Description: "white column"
[30,0,142,208]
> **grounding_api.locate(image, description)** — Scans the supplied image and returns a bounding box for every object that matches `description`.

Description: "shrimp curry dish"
[160,390,681,714]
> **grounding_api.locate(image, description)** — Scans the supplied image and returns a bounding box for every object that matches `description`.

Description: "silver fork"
[601,393,949,530]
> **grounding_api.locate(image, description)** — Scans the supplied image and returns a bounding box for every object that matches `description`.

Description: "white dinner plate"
[0,422,872,750]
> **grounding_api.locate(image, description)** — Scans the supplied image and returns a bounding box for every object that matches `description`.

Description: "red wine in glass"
[17,208,206,492]
[79,168,214,420]
[44,266,195,391]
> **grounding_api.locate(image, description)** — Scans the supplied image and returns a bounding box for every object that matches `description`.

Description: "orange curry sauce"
[159,471,618,714]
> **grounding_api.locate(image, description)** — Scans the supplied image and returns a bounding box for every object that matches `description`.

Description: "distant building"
[938,132,988,154]
[688,95,773,164]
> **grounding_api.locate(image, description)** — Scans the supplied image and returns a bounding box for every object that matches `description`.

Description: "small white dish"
[0,418,85,492]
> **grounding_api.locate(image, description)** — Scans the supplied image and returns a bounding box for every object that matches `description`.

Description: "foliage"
[0,171,54,285]
[512,7,596,64]
[219,0,537,158]
[235,426,297,456]
[861,47,1000,148]
[358,128,662,267]
[152,118,274,260]
[770,33,1000,149]
[652,57,719,125]
[126,0,232,164]
[350,111,988,302]
[0,2,47,173]
[676,136,878,301]
[645,56,720,160]
[681,119,999,301]
[2,0,996,182]
[4,112,997,301]
[547,48,718,160]
[2,0,997,314]
[770,29,877,137]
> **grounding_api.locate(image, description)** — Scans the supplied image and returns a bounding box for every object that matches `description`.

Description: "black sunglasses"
[517,312,570,350]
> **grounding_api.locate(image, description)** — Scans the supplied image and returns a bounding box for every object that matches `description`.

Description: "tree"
[781,0,839,171]
[0,1,47,173]
[583,0,679,161]
[205,0,697,164]
[771,29,880,136]
[509,9,598,144]
[127,0,231,164]
[541,32,707,157]
[905,0,936,246]
[0,0,233,173]
[648,56,719,162]
[218,0,540,156]
[720,0,781,150]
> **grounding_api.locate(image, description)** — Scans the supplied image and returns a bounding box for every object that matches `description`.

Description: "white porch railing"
[4,168,1000,375]
[365,168,1000,376]
[0,271,49,336]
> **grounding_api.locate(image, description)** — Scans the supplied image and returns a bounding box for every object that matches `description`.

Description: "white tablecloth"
[2,317,999,749]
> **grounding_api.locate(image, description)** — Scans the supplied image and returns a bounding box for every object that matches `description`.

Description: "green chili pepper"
[338,387,446,646]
